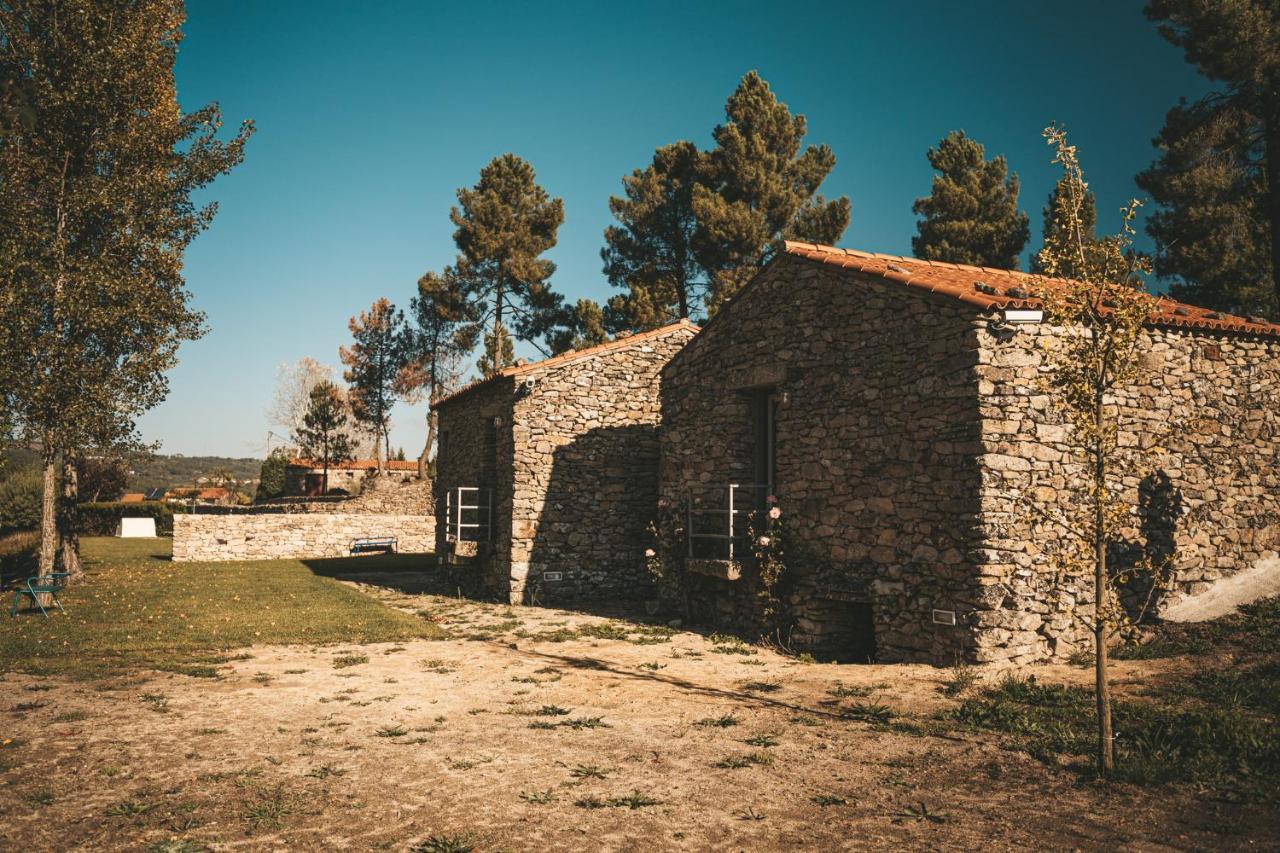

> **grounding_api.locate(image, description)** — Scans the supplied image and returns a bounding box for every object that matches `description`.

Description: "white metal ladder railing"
[686,483,768,562]
[444,486,493,543]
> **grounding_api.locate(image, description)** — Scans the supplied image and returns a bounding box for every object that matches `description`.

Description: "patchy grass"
[945,670,1280,800]
[0,538,442,677]
[1114,596,1280,660]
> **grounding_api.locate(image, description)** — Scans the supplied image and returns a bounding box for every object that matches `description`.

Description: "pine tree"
[476,323,515,376]
[692,72,851,312]
[293,382,356,496]
[1033,176,1098,276]
[1137,0,1278,318]
[340,298,406,471]
[396,268,479,477]
[548,299,610,354]
[602,141,707,328]
[911,130,1029,269]
[451,155,566,372]
[0,1,252,583]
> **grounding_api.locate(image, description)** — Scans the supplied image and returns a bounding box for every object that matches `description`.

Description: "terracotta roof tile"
[783,242,1280,338]
[433,319,699,408]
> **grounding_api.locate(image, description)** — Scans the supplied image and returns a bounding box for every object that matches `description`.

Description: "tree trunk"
[418,407,436,480]
[58,455,82,584]
[490,267,505,376]
[1094,394,1115,776]
[36,453,59,608]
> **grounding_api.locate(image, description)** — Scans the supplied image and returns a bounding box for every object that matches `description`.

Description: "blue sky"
[140,0,1210,459]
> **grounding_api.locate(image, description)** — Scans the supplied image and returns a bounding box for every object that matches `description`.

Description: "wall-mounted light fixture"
[1003,309,1044,324]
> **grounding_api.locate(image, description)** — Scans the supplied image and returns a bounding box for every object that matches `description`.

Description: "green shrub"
[0,466,43,533]
[77,501,185,536]
[0,531,38,582]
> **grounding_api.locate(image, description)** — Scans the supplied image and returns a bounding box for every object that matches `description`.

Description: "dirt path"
[0,574,1273,851]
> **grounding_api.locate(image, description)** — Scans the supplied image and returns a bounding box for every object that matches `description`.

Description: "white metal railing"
[444,486,493,543]
[686,483,768,562]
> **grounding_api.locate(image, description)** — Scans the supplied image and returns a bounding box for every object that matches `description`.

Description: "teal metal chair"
[10,572,71,618]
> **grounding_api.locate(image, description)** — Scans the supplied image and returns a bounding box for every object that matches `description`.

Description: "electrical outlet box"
[932,609,956,626]
[543,571,563,582]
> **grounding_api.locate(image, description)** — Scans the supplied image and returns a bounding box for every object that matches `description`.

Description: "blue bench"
[350,537,397,556]
[11,572,71,618]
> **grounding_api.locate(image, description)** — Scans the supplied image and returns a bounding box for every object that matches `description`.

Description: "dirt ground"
[1,569,1275,852]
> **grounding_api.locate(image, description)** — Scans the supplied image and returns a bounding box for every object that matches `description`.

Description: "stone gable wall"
[172,512,434,562]
[975,324,1280,663]
[660,261,985,664]
[509,327,697,604]
[433,377,515,595]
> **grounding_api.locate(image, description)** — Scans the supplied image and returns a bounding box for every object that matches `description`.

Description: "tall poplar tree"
[451,155,566,373]
[602,141,707,328]
[340,298,406,472]
[912,130,1029,269]
[1136,0,1278,319]
[692,72,851,312]
[396,268,478,478]
[1033,176,1098,276]
[0,1,252,582]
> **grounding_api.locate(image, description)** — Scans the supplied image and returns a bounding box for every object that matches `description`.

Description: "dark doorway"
[807,600,876,663]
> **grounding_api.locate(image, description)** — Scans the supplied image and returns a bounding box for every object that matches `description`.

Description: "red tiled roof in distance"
[783,242,1280,338]
[432,319,699,408]
[119,493,145,503]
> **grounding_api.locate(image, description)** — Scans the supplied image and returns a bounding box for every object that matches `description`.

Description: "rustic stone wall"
[172,512,434,562]
[974,324,1280,664]
[433,325,697,605]
[660,261,985,664]
[512,326,696,604]
[433,377,515,596]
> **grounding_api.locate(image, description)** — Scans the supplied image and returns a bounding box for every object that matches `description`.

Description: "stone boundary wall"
[172,512,434,562]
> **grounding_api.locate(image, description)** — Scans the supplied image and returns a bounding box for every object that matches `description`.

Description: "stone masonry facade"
[659,243,1280,665]
[434,322,698,604]
[172,477,434,562]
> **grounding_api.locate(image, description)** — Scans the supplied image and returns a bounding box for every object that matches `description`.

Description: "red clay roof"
[197,487,230,501]
[119,493,146,503]
[433,320,699,408]
[289,458,418,471]
[784,242,1280,338]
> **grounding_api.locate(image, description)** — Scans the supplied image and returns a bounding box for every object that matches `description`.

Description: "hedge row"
[76,501,188,536]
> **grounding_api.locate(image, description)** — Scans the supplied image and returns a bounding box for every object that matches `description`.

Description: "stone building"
[659,242,1280,665]
[284,458,418,497]
[433,321,698,604]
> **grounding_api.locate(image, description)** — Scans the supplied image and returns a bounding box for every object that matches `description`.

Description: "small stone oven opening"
[804,600,876,664]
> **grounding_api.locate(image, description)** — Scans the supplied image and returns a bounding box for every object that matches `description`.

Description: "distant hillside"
[127,455,262,491]
[1,450,261,492]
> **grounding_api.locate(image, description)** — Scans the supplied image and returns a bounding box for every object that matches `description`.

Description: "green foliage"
[0,530,38,581]
[397,267,479,471]
[475,322,515,376]
[548,298,610,354]
[692,72,850,313]
[1032,176,1097,276]
[911,130,1029,269]
[602,140,707,328]
[0,465,42,532]
[293,381,356,493]
[0,1,252,536]
[340,298,407,463]
[76,500,184,536]
[255,448,288,501]
[1138,0,1278,319]
[127,454,261,492]
[451,154,567,370]
[74,457,129,503]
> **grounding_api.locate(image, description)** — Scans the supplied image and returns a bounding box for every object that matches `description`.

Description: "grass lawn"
[0,537,443,677]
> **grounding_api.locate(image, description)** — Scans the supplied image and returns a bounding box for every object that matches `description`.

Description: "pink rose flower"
[645,548,656,558]
[765,494,778,504]
[757,536,771,547]
[768,506,781,520]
